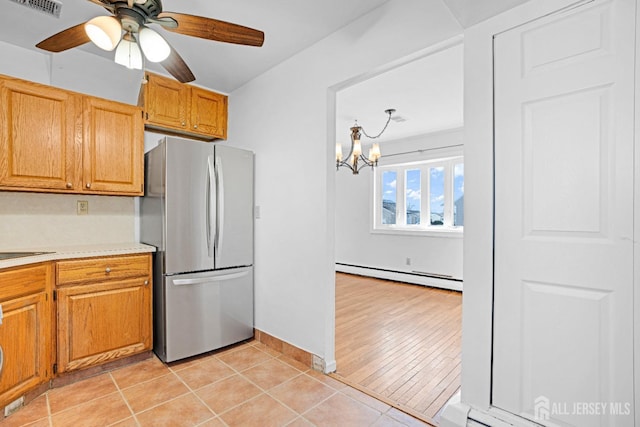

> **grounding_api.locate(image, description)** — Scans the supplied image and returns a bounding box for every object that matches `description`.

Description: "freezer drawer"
[155,267,253,362]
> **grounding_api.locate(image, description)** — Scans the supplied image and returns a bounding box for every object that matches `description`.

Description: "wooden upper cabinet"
[0,263,53,408]
[142,73,188,130]
[190,86,227,139]
[0,74,144,196]
[83,97,143,195]
[0,77,79,191]
[140,72,228,140]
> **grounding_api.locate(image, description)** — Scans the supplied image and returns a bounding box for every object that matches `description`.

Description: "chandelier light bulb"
[85,16,122,51]
[352,139,362,158]
[336,143,343,162]
[371,143,381,161]
[139,27,171,62]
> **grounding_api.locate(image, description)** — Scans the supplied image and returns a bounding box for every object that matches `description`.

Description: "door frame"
[441,0,639,425]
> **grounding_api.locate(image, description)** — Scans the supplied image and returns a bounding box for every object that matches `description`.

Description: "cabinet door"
[144,73,189,131]
[0,77,79,191]
[57,277,151,373]
[83,97,144,195]
[0,264,52,408]
[190,87,227,139]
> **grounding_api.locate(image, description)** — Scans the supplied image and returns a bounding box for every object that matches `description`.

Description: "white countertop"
[0,242,156,269]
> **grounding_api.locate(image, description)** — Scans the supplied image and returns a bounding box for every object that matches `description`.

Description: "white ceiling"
[0,0,531,139]
[0,0,390,93]
[336,43,464,146]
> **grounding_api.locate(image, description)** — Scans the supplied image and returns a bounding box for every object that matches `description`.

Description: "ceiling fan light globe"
[139,27,171,62]
[115,37,143,70]
[85,16,122,51]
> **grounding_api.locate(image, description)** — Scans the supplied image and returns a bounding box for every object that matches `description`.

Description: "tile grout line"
[169,359,229,427]
[108,372,141,427]
[45,393,53,427]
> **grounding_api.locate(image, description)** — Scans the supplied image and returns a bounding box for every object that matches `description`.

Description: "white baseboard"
[336,264,463,292]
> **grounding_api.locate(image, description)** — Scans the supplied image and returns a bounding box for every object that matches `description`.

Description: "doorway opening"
[331,39,464,424]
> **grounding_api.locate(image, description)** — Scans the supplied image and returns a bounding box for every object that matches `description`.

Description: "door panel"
[164,138,215,274]
[214,145,254,269]
[161,267,254,362]
[492,1,634,425]
[83,97,143,194]
[0,78,77,191]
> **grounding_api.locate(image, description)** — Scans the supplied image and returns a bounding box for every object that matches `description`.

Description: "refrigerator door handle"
[172,271,250,286]
[206,155,216,258]
[214,155,225,263]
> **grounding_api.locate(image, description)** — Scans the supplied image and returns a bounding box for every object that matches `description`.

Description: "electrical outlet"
[406,257,411,266]
[77,200,89,215]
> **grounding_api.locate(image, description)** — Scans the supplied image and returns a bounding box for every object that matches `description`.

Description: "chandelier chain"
[359,110,393,139]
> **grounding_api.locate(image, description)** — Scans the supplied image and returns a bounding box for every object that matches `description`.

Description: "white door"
[493,1,635,426]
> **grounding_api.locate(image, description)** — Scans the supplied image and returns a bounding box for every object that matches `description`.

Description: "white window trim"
[372,153,463,237]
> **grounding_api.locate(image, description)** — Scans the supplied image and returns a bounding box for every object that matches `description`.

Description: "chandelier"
[335,109,395,175]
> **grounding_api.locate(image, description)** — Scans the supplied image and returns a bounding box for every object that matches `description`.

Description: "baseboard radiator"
[335,263,463,292]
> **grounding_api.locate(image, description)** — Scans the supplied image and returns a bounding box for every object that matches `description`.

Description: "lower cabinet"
[0,263,53,408]
[0,253,152,410]
[55,254,152,373]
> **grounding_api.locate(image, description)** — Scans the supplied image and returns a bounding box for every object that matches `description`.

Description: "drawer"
[0,263,50,301]
[57,254,150,286]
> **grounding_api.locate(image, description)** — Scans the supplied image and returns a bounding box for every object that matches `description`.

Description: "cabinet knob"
[66,182,73,189]
[193,124,198,129]
[86,183,91,189]
[181,122,186,126]
[144,280,149,286]
[105,267,111,273]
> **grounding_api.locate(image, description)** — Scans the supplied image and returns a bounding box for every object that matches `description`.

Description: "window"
[374,155,463,234]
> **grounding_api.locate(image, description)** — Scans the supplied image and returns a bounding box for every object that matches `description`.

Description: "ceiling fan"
[35,0,264,83]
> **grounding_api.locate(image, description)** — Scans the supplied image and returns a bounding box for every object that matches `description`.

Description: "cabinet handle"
[86,183,91,189]
[105,267,111,273]
[66,182,73,189]
[0,345,3,376]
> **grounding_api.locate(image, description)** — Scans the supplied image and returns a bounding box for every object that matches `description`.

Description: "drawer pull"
[105,267,111,274]
[144,280,149,285]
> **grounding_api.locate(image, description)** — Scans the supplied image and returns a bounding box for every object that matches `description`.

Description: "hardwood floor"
[333,273,462,424]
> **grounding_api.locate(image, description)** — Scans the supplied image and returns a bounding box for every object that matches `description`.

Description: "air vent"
[9,0,62,18]
[391,115,407,123]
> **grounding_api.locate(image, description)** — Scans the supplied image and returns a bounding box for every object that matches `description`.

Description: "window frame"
[372,152,464,238]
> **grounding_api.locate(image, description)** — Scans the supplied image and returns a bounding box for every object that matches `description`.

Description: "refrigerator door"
[213,145,254,269]
[164,138,216,275]
[157,267,254,362]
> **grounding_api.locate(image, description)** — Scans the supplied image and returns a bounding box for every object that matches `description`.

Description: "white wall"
[335,129,463,289]
[227,0,462,368]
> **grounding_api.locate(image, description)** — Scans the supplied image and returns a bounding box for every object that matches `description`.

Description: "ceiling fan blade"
[36,23,91,53]
[157,12,264,47]
[161,48,196,83]
[86,0,116,12]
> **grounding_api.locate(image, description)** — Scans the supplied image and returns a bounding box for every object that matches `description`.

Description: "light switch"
[77,200,89,215]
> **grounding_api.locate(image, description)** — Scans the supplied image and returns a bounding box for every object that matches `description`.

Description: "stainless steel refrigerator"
[140,136,254,362]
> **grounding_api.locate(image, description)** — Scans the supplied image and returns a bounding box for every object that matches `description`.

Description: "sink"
[0,252,53,260]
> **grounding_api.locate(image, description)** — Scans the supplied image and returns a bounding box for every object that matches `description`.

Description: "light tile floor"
[1,340,432,427]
